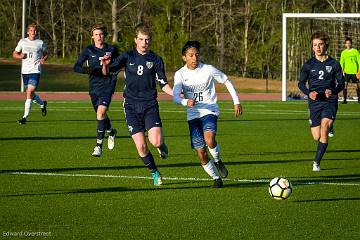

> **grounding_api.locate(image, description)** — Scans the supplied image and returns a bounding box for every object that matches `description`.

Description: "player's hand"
[309,91,318,100]
[234,104,242,117]
[101,55,111,66]
[325,89,332,98]
[40,58,46,64]
[187,99,195,108]
[21,53,27,59]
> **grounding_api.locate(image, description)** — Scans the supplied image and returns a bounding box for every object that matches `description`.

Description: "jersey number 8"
[137,65,144,75]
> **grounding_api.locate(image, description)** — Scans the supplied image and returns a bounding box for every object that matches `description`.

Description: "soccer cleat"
[214,160,229,178]
[312,161,320,172]
[212,178,223,188]
[107,129,117,150]
[92,146,102,157]
[41,101,47,116]
[328,128,334,138]
[157,144,168,159]
[151,170,163,186]
[18,117,27,125]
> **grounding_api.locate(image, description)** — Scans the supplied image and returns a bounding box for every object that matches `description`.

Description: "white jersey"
[173,63,239,121]
[14,38,46,74]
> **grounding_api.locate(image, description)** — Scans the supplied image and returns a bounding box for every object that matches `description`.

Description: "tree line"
[1,0,359,79]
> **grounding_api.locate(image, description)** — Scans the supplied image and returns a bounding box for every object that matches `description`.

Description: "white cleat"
[107,129,117,150]
[312,161,320,172]
[92,146,102,157]
[328,132,334,138]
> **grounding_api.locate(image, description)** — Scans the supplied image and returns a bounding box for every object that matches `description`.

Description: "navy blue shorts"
[90,93,113,111]
[22,74,40,88]
[308,100,338,127]
[124,99,162,135]
[188,114,218,149]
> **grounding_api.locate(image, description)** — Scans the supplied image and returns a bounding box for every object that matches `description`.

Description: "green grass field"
[0,100,359,239]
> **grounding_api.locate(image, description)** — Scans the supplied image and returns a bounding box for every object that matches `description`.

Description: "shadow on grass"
[1,157,359,175]
[0,135,131,141]
[294,197,360,203]
[0,183,218,198]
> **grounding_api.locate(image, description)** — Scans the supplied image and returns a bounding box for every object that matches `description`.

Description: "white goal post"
[282,13,360,101]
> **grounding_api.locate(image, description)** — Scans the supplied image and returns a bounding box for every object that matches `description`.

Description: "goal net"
[282,13,360,101]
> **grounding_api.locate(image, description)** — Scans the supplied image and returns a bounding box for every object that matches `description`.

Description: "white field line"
[1,106,360,116]
[5,171,360,186]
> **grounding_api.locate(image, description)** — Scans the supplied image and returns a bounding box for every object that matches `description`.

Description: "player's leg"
[100,94,117,150]
[188,118,222,188]
[197,148,223,188]
[342,76,349,104]
[125,101,162,186]
[309,104,322,171]
[29,74,47,116]
[202,114,228,178]
[89,95,104,157]
[145,101,168,159]
[356,82,360,103]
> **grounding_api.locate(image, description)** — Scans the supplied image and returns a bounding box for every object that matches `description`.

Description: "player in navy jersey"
[101,23,173,186]
[298,31,345,171]
[74,24,118,157]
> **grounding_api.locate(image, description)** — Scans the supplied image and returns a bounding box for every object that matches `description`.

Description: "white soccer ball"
[269,177,292,200]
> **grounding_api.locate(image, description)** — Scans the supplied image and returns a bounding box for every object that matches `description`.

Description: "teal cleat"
[151,171,163,186]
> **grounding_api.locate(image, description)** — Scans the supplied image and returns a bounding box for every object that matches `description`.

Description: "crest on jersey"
[326,66,332,73]
[146,61,154,69]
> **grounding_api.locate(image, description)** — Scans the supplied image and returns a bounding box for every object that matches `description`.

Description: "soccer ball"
[269,177,292,200]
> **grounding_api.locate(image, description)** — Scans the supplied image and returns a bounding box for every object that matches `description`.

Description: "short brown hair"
[27,23,38,31]
[134,23,152,39]
[311,31,329,49]
[91,23,107,37]
[344,37,352,44]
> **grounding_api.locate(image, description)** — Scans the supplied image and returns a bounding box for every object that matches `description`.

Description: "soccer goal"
[282,13,360,101]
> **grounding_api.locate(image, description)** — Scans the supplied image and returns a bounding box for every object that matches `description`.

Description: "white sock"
[23,99,32,119]
[208,145,220,162]
[202,160,219,179]
[32,94,44,108]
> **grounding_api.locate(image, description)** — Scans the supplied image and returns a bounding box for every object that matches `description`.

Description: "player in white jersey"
[12,23,48,124]
[173,41,242,188]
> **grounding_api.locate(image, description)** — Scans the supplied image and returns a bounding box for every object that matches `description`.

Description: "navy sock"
[104,117,112,131]
[140,152,157,173]
[314,141,328,164]
[96,119,106,148]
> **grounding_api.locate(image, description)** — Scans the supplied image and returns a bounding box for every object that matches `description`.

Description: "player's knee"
[136,142,148,155]
[204,135,216,148]
[149,136,161,148]
[96,113,106,120]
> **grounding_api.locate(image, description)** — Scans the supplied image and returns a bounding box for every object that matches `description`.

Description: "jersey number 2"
[318,70,324,80]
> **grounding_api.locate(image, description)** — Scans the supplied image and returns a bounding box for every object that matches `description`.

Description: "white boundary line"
[5,171,360,186]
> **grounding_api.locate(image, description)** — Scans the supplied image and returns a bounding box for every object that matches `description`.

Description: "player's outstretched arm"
[40,50,48,65]
[162,84,173,96]
[100,55,111,75]
[173,72,193,107]
[332,62,345,95]
[73,49,89,74]
[12,50,26,60]
[224,79,242,117]
[298,64,311,96]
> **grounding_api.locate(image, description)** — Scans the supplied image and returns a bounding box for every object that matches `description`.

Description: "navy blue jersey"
[74,43,119,94]
[108,49,168,102]
[299,56,345,102]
